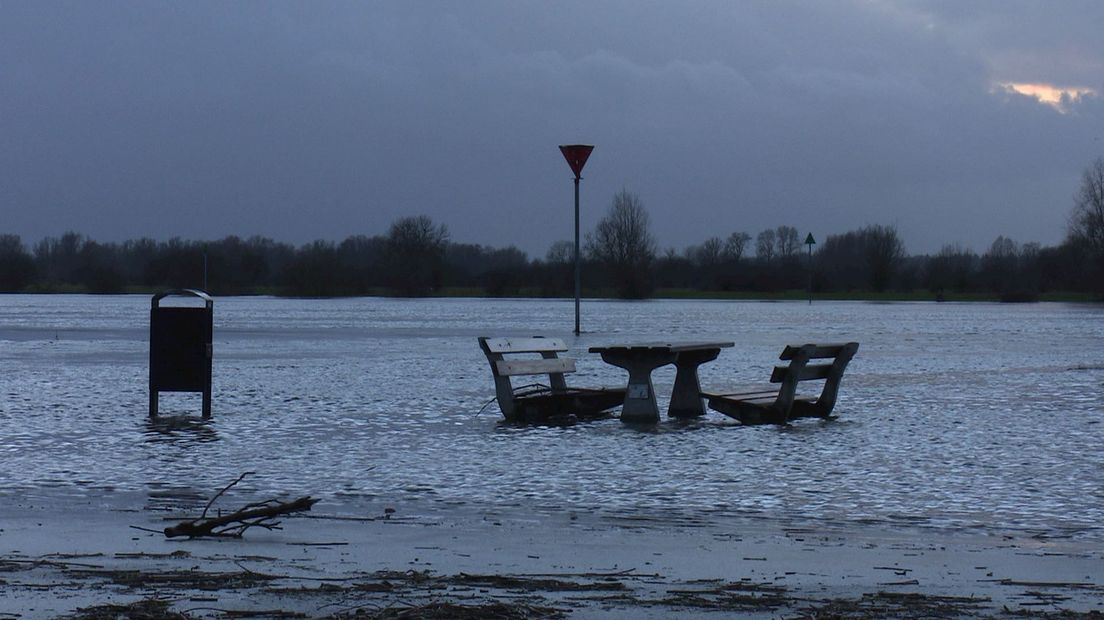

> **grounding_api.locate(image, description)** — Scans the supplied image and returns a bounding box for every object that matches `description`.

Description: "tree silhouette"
[586,189,657,298]
[384,215,449,296]
[756,229,776,263]
[0,235,35,292]
[776,225,800,258]
[723,232,751,261]
[1069,157,1104,295]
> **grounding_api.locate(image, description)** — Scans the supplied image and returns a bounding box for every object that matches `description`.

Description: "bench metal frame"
[704,342,858,425]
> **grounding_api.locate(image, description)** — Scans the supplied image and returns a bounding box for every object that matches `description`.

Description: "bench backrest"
[479,336,579,417]
[479,336,576,380]
[770,342,859,417]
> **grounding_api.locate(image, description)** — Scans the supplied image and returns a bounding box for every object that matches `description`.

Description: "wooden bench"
[478,336,626,424]
[703,342,859,425]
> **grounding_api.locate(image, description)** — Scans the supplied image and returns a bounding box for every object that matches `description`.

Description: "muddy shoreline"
[3,500,1103,619]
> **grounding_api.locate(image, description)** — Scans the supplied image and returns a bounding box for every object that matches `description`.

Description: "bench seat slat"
[701,388,779,399]
[495,358,576,377]
[730,396,779,406]
[482,337,568,354]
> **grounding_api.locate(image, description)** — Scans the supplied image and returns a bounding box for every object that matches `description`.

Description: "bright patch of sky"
[998,82,1098,113]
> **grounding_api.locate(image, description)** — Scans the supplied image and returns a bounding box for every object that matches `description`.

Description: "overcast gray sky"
[3,1,1102,257]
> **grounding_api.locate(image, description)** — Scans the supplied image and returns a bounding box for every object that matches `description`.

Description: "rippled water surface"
[2,295,1103,539]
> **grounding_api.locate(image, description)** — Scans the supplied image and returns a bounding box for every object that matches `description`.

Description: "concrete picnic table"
[588,341,735,423]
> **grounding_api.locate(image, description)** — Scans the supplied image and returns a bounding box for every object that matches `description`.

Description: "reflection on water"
[1,295,1103,540]
[144,416,219,445]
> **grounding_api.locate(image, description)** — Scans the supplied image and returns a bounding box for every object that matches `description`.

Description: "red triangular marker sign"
[559,144,594,179]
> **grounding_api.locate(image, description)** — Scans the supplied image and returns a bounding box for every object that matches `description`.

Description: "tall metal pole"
[804,233,816,306]
[559,144,593,335]
[574,177,581,335]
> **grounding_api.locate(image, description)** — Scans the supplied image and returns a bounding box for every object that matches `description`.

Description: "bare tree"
[545,240,574,265]
[864,224,905,292]
[924,243,978,293]
[987,235,1018,259]
[0,235,35,292]
[1068,158,1104,296]
[723,232,751,261]
[981,235,1018,293]
[695,237,723,268]
[539,240,575,296]
[1070,157,1104,252]
[818,224,904,292]
[586,189,657,298]
[776,225,800,258]
[34,231,85,285]
[756,229,776,263]
[384,215,450,295]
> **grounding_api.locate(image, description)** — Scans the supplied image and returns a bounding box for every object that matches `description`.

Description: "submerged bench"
[703,342,859,425]
[478,336,626,424]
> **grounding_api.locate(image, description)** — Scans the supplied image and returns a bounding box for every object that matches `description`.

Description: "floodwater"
[1,295,1103,540]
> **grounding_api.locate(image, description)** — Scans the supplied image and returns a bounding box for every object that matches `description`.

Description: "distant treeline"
[1,217,1100,301]
[5,158,1103,300]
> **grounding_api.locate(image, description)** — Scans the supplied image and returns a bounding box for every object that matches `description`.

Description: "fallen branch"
[164,496,319,539]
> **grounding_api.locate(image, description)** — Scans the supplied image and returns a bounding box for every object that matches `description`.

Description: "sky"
[2,1,1103,258]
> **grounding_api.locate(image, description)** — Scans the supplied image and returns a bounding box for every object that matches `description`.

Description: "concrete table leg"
[598,351,676,424]
[668,348,721,418]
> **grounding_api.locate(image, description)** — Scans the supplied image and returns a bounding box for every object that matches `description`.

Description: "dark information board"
[149,290,213,418]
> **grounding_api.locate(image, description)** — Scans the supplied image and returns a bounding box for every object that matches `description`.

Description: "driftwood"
[164,496,319,538]
[164,473,319,538]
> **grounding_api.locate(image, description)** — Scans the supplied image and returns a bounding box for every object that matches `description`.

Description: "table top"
[589,341,734,354]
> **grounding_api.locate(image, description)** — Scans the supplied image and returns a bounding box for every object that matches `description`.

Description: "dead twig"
[201,471,256,519]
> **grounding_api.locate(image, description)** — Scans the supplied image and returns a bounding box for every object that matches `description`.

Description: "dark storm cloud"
[2,1,1102,256]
